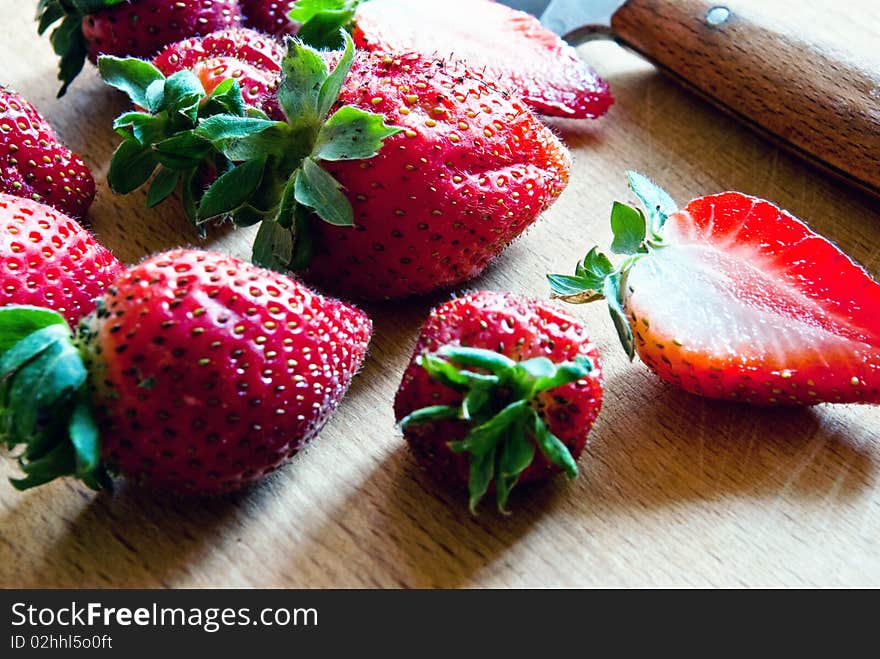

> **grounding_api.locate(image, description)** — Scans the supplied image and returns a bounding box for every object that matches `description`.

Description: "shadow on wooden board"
[0,481,256,588]
[276,379,878,588]
[0,371,875,588]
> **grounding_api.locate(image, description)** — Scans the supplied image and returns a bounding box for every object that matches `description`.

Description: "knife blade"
[498,0,880,201]
[538,0,623,40]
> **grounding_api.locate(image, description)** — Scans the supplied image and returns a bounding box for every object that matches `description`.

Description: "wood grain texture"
[611,0,880,198]
[2,3,880,588]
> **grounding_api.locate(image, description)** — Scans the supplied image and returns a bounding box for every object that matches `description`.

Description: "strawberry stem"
[0,306,109,491]
[547,171,678,359]
[399,346,594,513]
[100,31,401,271]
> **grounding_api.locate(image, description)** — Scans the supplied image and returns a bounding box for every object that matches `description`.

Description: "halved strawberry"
[289,0,613,119]
[549,172,880,405]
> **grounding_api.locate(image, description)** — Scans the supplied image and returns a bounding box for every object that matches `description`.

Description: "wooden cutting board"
[2,3,879,588]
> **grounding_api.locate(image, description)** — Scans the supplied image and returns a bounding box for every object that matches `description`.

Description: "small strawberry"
[242,0,300,36]
[0,194,122,326]
[0,87,95,218]
[100,36,571,300]
[549,172,880,405]
[288,0,613,119]
[153,28,285,118]
[1,249,371,493]
[394,291,604,512]
[37,0,244,95]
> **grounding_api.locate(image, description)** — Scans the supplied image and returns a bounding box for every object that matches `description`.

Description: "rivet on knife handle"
[609,0,880,199]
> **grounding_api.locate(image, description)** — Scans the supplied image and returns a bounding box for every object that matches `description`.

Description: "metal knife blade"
[499,0,625,42]
[501,0,553,17]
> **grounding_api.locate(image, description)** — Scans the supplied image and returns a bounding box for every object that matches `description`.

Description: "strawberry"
[394,291,604,512]
[0,194,122,326]
[549,172,880,406]
[287,0,613,119]
[1,249,372,494]
[242,0,300,36]
[0,87,96,218]
[303,50,570,299]
[100,36,571,299]
[152,28,285,118]
[37,0,244,95]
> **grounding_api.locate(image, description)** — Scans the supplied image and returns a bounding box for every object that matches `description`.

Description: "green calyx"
[101,31,401,270]
[100,56,252,227]
[0,306,108,492]
[399,346,595,513]
[289,0,364,49]
[37,0,127,96]
[547,171,678,359]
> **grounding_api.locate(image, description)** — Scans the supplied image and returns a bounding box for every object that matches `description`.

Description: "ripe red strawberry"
[0,87,95,218]
[287,0,613,119]
[37,0,244,95]
[101,37,571,300]
[306,51,571,299]
[242,0,300,36]
[0,194,122,326]
[1,249,372,493]
[394,291,604,512]
[153,28,284,118]
[549,172,880,405]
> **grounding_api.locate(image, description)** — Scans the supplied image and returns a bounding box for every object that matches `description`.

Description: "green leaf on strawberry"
[603,271,634,359]
[548,171,676,358]
[201,78,248,117]
[289,0,362,49]
[102,31,400,273]
[277,38,332,124]
[0,306,109,492]
[400,346,595,513]
[314,106,400,161]
[146,168,181,208]
[153,132,212,170]
[100,55,270,224]
[495,422,535,512]
[609,201,648,255]
[294,157,354,228]
[198,156,268,221]
[628,170,676,235]
[98,56,166,109]
[546,247,614,303]
[195,116,281,143]
[108,139,158,195]
[113,111,168,145]
[0,306,69,352]
[253,219,296,273]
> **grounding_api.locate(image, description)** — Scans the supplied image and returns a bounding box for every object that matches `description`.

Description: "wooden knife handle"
[610,0,880,198]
